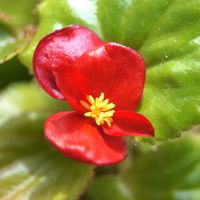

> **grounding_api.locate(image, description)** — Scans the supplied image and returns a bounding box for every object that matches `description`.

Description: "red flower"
[33,25,154,165]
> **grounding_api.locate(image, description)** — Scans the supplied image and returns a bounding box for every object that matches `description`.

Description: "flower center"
[80,92,115,126]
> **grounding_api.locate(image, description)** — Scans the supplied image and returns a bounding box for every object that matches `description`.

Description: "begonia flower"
[33,25,154,165]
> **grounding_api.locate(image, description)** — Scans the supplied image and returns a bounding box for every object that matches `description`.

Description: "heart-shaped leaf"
[19,0,200,141]
[123,135,200,200]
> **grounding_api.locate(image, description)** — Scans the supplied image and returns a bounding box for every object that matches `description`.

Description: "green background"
[0,0,200,199]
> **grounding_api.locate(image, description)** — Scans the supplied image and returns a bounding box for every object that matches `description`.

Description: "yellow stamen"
[99,93,104,102]
[80,92,115,127]
[103,118,112,127]
[102,103,115,112]
[87,95,95,105]
[80,100,91,110]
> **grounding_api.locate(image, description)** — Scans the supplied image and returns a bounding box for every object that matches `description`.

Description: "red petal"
[103,111,154,137]
[53,66,89,113]
[54,42,146,110]
[45,111,127,165]
[33,25,103,99]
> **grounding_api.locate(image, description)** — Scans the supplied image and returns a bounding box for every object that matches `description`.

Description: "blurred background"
[0,0,200,199]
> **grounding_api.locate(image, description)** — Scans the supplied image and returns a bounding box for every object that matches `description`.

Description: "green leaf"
[0,113,94,200]
[0,82,67,126]
[0,82,91,199]
[20,0,200,141]
[0,0,38,63]
[139,52,200,141]
[132,0,200,141]
[123,136,200,200]
[82,175,132,200]
[97,0,131,42]
[0,0,38,28]
[0,20,26,63]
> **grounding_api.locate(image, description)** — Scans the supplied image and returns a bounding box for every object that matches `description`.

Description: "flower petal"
[54,42,146,110]
[54,66,90,113]
[45,111,127,165]
[33,25,103,99]
[103,111,154,137]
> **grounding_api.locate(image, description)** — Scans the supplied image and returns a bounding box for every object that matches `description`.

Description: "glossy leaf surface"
[124,136,200,200]
[0,113,94,200]
[0,82,93,200]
